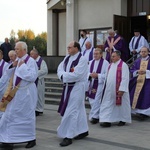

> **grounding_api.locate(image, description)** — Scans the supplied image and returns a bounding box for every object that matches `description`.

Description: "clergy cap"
[134,29,140,32]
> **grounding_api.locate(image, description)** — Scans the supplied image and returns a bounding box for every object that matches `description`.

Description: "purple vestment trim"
[101,60,123,105]
[132,35,141,49]
[87,58,104,99]
[83,47,94,61]
[0,60,5,78]
[35,57,43,86]
[129,57,150,109]
[15,55,30,86]
[58,53,82,116]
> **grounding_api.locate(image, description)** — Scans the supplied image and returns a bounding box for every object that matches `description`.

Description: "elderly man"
[30,49,48,116]
[8,50,17,63]
[0,41,38,150]
[57,41,89,146]
[104,29,128,62]
[129,47,150,120]
[82,41,95,62]
[129,29,149,60]
[100,51,131,127]
[0,50,9,119]
[87,48,109,124]
[0,50,16,119]
[0,50,9,77]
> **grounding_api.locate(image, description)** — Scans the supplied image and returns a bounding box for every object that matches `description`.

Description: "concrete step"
[45,82,63,88]
[45,87,63,93]
[45,91,62,99]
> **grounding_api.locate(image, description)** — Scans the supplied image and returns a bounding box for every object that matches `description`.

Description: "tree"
[24,29,35,40]
[38,32,47,41]
[17,30,25,39]
[10,29,15,39]
[9,29,47,55]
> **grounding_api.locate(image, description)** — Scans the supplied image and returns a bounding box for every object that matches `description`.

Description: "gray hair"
[112,50,121,56]
[8,50,16,56]
[108,29,115,34]
[16,41,28,53]
[31,49,39,55]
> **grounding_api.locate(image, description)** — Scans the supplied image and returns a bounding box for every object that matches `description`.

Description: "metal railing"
[126,53,141,68]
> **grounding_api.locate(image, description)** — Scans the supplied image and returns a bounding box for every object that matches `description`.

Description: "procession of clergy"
[0,28,149,149]
[57,29,150,147]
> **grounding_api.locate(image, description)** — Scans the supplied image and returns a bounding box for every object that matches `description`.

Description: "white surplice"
[57,52,89,138]
[0,54,38,143]
[35,56,48,113]
[0,59,9,118]
[129,35,149,53]
[79,37,92,53]
[100,59,131,123]
[82,47,95,62]
[88,59,109,120]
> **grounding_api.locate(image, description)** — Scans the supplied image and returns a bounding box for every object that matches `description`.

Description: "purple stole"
[132,35,141,49]
[101,60,123,105]
[83,47,94,61]
[87,58,104,99]
[58,53,82,116]
[0,60,5,78]
[15,55,30,86]
[35,57,43,86]
[115,60,123,105]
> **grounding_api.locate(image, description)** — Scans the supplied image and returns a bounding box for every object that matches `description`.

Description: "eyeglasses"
[67,46,74,49]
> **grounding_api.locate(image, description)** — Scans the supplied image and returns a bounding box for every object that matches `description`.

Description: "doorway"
[130,16,148,40]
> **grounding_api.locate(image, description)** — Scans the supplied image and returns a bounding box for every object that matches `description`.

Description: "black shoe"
[35,111,40,116]
[100,122,111,127]
[0,143,13,150]
[59,138,72,147]
[25,139,36,148]
[90,118,99,124]
[39,112,43,115]
[136,114,149,121]
[117,121,126,126]
[74,131,88,140]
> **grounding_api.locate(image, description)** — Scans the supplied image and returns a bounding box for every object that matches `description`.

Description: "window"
[79,27,111,50]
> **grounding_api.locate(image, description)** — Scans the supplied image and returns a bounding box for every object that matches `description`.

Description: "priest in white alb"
[87,48,109,124]
[100,51,131,127]
[57,41,89,147]
[0,41,38,149]
[30,49,48,116]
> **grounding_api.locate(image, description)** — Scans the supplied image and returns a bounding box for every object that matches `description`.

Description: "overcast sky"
[0,0,47,42]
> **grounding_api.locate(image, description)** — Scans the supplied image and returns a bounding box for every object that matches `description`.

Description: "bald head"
[85,41,92,50]
[108,29,115,38]
[30,49,39,60]
[8,50,17,62]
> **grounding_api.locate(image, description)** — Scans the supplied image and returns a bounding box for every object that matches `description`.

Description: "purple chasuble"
[58,53,82,116]
[87,58,104,99]
[0,60,5,78]
[35,57,43,86]
[129,57,150,109]
[15,55,30,86]
[104,35,128,62]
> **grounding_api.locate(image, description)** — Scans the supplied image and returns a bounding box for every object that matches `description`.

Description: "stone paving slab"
[9,104,150,150]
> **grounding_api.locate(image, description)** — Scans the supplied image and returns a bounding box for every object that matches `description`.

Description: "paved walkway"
[11,104,150,150]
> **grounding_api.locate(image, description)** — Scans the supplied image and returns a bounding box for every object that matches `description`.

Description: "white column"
[47,9,53,55]
[66,0,78,53]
